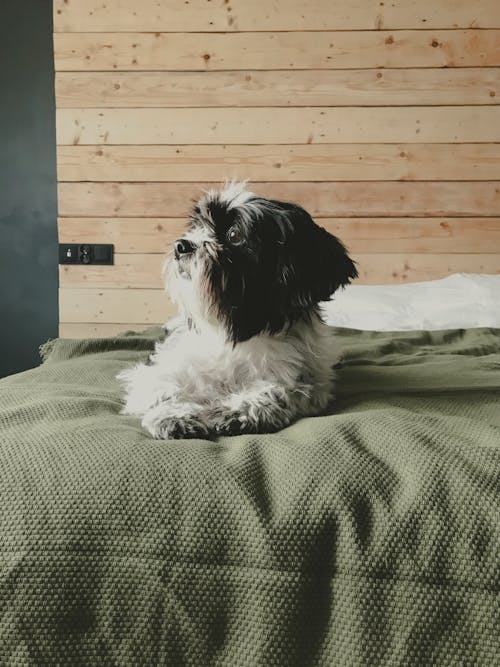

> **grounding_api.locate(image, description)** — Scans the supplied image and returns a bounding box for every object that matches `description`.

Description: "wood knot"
[431,40,439,47]
[203,53,211,61]
[385,35,394,45]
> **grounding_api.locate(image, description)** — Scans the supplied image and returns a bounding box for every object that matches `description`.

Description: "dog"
[118,182,357,439]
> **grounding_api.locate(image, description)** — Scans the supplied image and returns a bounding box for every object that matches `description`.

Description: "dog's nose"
[174,238,195,258]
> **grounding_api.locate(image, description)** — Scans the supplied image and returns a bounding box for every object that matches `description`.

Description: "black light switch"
[59,244,114,265]
[59,244,79,264]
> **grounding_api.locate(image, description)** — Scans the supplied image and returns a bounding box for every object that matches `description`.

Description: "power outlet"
[59,244,114,265]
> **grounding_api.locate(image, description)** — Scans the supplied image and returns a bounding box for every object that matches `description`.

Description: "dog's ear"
[305,222,358,299]
[273,205,358,310]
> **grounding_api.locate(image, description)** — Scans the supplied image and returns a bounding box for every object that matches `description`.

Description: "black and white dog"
[119,182,357,439]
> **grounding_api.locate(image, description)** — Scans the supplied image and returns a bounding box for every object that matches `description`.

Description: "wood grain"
[59,251,500,289]
[54,0,500,333]
[58,217,186,252]
[57,182,500,218]
[355,253,500,283]
[55,69,500,109]
[59,247,500,324]
[60,254,164,289]
[59,288,175,323]
[57,144,500,182]
[53,30,500,71]
[58,217,500,254]
[56,107,500,145]
[59,322,161,338]
[53,0,500,32]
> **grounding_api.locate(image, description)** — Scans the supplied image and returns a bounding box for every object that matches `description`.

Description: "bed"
[1,275,499,665]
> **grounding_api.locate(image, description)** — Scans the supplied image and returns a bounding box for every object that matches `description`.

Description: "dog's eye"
[227,226,244,245]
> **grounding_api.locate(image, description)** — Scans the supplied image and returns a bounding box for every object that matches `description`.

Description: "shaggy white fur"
[118,315,339,439]
[118,182,356,439]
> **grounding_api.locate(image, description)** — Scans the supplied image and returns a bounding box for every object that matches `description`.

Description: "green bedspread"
[0,327,498,666]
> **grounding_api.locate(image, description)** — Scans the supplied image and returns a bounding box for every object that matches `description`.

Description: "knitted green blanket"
[0,327,498,666]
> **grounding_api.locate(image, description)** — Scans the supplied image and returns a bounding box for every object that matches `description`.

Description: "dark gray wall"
[0,1,58,377]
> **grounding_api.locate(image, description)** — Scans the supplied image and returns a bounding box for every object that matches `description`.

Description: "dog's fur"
[118,182,357,439]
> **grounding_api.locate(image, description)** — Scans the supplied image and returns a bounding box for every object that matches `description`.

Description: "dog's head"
[166,182,357,343]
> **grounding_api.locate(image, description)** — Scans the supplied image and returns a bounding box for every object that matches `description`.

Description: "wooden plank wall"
[54,0,500,337]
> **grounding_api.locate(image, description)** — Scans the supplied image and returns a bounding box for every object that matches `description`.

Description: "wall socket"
[59,244,114,265]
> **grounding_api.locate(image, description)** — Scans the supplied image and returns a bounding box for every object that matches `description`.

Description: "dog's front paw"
[210,408,254,436]
[210,404,291,436]
[142,405,211,440]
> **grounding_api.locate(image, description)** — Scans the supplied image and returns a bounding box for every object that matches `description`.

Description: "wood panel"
[356,253,500,283]
[54,1,500,335]
[53,0,500,32]
[57,182,500,218]
[57,144,500,182]
[59,288,175,323]
[53,30,500,71]
[58,217,500,254]
[55,69,500,108]
[59,252,500,289]
[60,254,165,289]
[59,322,161,338]
[58,217,186,252]
[56,107,500,145]
[59,248,500,323]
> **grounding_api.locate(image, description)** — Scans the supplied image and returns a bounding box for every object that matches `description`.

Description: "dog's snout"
[174,238,195,258]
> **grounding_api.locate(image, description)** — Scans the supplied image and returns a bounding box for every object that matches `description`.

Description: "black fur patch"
[189,194,358,343]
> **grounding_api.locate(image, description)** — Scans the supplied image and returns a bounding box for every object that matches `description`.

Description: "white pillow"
[322,274,500,331]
